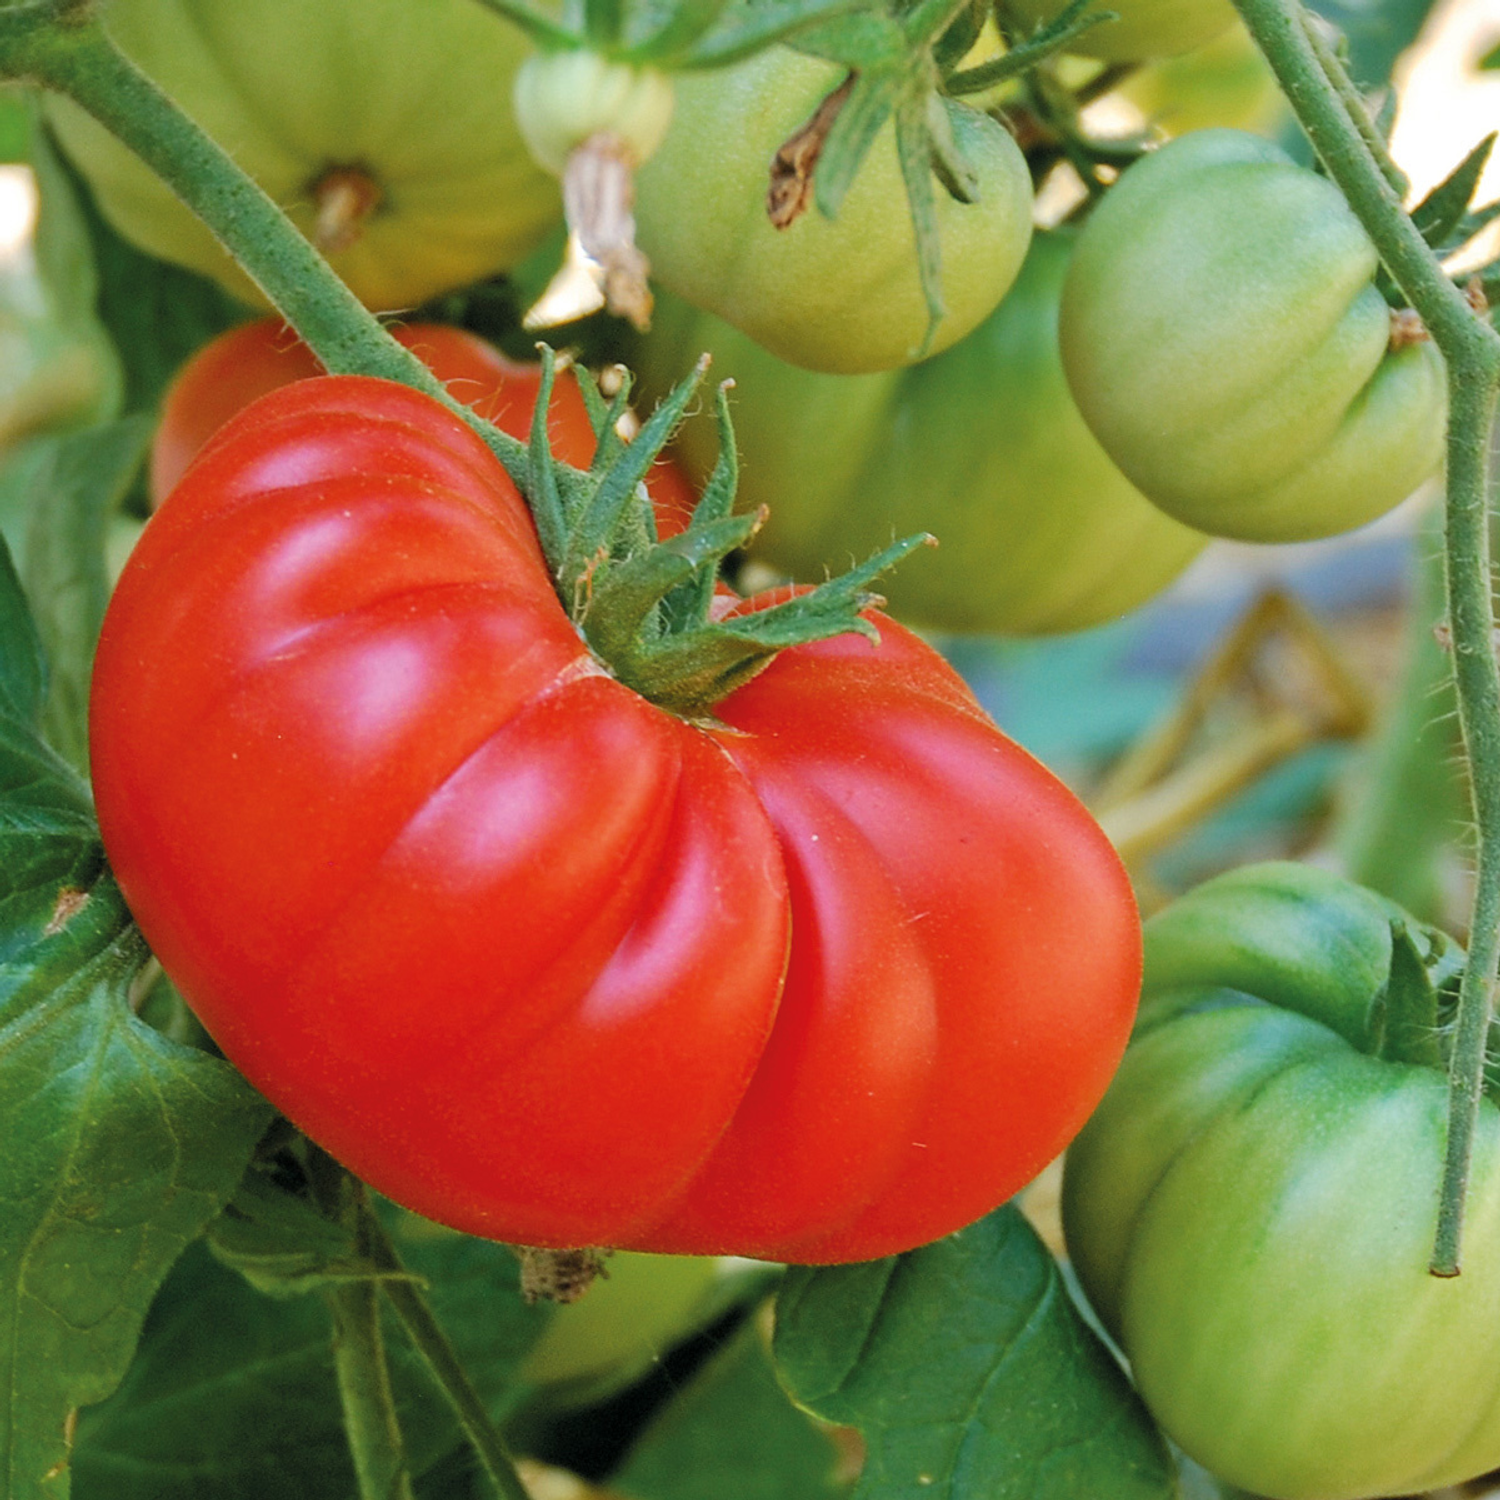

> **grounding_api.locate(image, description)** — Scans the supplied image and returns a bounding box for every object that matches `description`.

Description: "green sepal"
[584,0,628,48]
[555,355,703,592]
[584,508,765,664]
[660,0,871,67]
[474,0,870,66]
[615,532,929,717]
[945,0,1116,95]
[814,70,899,219]
[896,87,947,357]
[1366,921,1450,1071]
[527,353,928,718]
[525,350,571,569]
[931,0,986,71]
[660,379,739,630]
[925,92,977,202]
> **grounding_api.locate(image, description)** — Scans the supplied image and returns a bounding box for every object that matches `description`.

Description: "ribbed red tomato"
[91,375,1140,1263]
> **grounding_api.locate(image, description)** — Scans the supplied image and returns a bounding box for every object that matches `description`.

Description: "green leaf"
[205,1162,370,1300]
[27,127,122,429]
[1368,921,1447,1069]
[774,1206,1176,1500]
[681,0,874,67]
[0,86,32,163]
[73,1216,551,1499]
[0,882,271,1498]
[1480,38,1500,70]
[612,1316,848,1500]
[0,534,45,726]
[42,133,247,416]
[21,417,151,774]
[1410,132,1496,250]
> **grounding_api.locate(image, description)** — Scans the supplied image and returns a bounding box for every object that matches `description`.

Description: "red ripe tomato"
[150,319,696,535]
[92,375,1141,1263]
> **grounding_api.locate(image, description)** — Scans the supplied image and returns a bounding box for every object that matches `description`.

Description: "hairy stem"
[361,1205,534,1500]
[1234,0,1500,1273]
[0,2,531,483]
[325,1202,417,1500]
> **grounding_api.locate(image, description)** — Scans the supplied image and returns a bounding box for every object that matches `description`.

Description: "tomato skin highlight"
[94,376,1141,1263]
[1062,863,1500,1500]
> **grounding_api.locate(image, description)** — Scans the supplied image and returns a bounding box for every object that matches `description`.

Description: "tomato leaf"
[40,130,246,417]
[0,534,45,726]
[0,872,271,1498]
[773,1206,1176,1500]
[72,1226,551,1499]
[683,0,878,67]
[0,615,272,1499]
[20,416,150,774]
[1409,132,1496,251]
[205,1160,372,1300]
[611,1315,849,1500]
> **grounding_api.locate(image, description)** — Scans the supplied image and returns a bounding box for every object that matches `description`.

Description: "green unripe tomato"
[638,232,1205,634]
[46,0,562,311]
[1062,863,1500,1500]
[513,52,674,175]
[634,48,1034,374]
[521,1251,724,1390]
[1119,23,1289,137]
[1060,130,1447,543]
[1006,0,1236,62]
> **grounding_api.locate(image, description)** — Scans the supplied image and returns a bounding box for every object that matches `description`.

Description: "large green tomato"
[1060,130,1447,543]
[46,0,561,311]
[638,232,1206,634]
[1062,863,1500,1500]
[633,48,1034,374]
[1118,23,1289,138]
[1005,0,1236,61]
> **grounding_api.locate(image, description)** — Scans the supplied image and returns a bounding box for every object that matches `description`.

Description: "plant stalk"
[325,1206,418,1500]
[1233,0,1500,1273]
[361,1205,535,1500]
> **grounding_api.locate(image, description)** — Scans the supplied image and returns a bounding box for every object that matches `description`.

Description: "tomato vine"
[1229,0,1500,1276]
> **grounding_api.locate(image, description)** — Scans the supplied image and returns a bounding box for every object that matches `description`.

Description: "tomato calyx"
[529,349,927,719]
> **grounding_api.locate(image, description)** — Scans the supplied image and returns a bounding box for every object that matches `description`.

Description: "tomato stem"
[324,1191,418,1500]
[359,1201,536,1500]
[1232,0,1500,1275]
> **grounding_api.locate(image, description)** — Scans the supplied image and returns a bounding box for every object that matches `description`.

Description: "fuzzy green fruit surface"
[46,0,561,311]
[1008,0,1236,60]
[1063,863,1500,1500]
[638,232,1205,634]
[1060,130,1446,542]
[634,48,1033,374]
